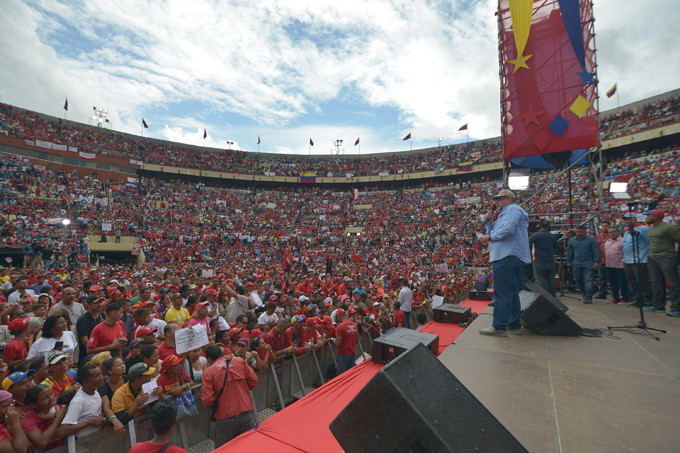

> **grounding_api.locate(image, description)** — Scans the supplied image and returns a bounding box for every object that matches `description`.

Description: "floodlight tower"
[332,139,344,155]
[89,107,112,129]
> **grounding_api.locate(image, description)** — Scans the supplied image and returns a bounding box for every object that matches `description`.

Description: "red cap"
[111,290,122,298]
[7,317,29,332]
[160,354,183,374]
[89,285,101,292]
[133,327,157,338]
[269,294,279,301]
[245,282,255,287]
[322,316,333,324]
[195,301,210,309]
[336,309,345,317]
[305,317,320,327]
[645,209,665,219]
[143,300,156,307]
[348,307,357,314]
[250,329,263,338]
[237,337,249,347]
[205,289,218,296]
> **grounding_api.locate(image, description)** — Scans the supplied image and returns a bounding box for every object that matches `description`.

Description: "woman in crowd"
[0,390,31,453]
[124,338,145,372]
[187,302,211,330]
[26,314,78,360]
[98,357,127,435]
[183,348,207,384]
[250,336,273,370]
[20,384,67,451]
[140,345,161,378]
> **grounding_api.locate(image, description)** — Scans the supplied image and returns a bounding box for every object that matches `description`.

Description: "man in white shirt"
[397,278,413,329]
[257,301,279,327]
[7,276,37,306]
[59,364,106,439]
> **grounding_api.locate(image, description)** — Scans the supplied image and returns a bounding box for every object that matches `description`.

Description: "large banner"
[499,0,599,159]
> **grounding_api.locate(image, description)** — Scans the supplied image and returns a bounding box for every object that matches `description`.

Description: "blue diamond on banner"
[549,115,569,136]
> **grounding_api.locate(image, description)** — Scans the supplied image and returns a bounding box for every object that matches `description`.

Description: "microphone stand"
[608,217,666,340]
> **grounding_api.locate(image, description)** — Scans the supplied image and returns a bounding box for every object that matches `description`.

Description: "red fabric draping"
[217,360,384,453]
[221,299,489,452]
[420,299,490,355]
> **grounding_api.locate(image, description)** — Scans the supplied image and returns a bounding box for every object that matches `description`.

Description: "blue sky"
[1,0,678,155]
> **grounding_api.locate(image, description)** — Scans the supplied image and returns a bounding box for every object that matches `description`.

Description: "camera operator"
[529,220,559,297]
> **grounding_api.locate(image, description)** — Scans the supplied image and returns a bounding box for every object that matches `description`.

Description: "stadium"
[1,0,680,452]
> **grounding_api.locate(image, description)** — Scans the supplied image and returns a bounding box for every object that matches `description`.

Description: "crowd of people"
[598,94,680,139]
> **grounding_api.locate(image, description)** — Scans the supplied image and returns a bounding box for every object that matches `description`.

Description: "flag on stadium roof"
[355,137,360,146]
[203,129,207,139]
[142,118,148,129]
[606,83,617,98]
[458,123,468,131]
[458,162,473,171]
[403,133,411,140]
[310,138,314,146]
[257,136,261,144]
[300,173,316,183]
[63,98,68,111]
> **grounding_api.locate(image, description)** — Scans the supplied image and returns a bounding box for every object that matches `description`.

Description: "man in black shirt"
[75,295,105,363]
[529,221,560,296]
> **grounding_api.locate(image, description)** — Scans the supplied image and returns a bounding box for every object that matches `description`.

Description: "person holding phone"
[27,315,78,360]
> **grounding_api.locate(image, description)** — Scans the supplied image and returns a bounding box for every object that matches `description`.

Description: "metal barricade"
[64,333,376,453]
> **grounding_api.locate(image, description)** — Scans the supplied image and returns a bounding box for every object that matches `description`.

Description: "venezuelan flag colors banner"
[499,0,599,159]
[300,173,316,183]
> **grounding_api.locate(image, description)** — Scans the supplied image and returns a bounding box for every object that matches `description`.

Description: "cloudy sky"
[1,0,678,155]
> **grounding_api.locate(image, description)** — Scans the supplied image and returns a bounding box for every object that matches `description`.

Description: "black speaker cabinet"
[330,343,528,453]
[469,290,494,301]
[524,282,568,313]
[433,304,471,324]
[371,328,439,364]
[519,290,582,336]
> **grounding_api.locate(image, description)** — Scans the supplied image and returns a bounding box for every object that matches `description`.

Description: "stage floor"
[438,296,680,453]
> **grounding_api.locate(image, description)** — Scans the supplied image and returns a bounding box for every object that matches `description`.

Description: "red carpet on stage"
[219,299,490,453]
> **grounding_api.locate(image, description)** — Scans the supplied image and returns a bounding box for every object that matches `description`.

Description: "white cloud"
[0,0,678,156]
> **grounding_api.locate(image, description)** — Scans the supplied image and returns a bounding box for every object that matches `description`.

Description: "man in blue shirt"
[529,220,559,297]
[567,225,601,303]
[621,213,652,307]
[479,189,530,336]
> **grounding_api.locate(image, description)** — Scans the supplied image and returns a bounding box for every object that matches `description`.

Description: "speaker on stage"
[371,328,439,364]
[469,290,494,301]
[524,282,569,313]
[330,343,528,453]
[519,290,582,336]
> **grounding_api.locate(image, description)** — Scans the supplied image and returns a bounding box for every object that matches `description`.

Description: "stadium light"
[609,182,628,193]
[508,176,530,191]
[62,219,71,226]
[435,138,443,149]
[89,107,111,129]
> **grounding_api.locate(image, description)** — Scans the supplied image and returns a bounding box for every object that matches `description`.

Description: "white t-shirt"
[8,289,37,306]
[27,331,78,359]
[183,356,207,384]
[257,312,278,326]
[62,388,103,438]
[134,318,167,346]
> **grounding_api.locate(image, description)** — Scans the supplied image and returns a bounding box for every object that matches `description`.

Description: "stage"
[439,297,680,453]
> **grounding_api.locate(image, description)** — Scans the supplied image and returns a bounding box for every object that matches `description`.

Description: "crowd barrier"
[51,332,376,453]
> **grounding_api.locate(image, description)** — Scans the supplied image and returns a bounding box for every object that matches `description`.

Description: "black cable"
[580,327,620,339]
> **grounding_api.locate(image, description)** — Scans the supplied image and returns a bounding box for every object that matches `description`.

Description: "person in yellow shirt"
[164,294,190,327]
[0,267,10,286]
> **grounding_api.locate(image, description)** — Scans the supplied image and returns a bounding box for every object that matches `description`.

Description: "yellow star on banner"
[509,53,532,72]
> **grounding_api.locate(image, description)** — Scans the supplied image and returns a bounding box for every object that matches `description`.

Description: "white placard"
[217,316,230,331]
[175,325,209,354]
[102,222,112,232]
[250,291,263,307]
[141,378,158,405]
[201,270,213,278]
[431,296,444,309]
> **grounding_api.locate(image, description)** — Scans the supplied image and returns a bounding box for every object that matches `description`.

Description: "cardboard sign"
[175,325,209,354]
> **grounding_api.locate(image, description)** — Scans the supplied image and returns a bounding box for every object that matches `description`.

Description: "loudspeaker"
[371,328,439,364]
[519,290,582,336]
[524,282,568,313]
[469,290,494,301]
[330,343,528,453]
[433,304,471,324]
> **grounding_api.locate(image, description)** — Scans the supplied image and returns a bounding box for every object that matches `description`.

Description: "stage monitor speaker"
[330,343,528,453]
[371,328,439,365]
[520,290,582,336]
[469,290,494,301]
[433,304,471,324]
[525,281,569,313]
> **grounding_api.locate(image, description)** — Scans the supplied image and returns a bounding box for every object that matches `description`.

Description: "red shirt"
[284,327,309,354]
[263,329,287,353]
[129,442,187,453]
[200,356,257,420]
[322,324,336,339]
[157,370,191,392]
[4,337,29,363]
[87,321,127,358]
[336,320,358,355]
[394,310,406,328]
[157,342,177,361]
[20,408,65,451]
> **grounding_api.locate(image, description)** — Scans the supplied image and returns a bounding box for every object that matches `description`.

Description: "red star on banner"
[521,105,544,127]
